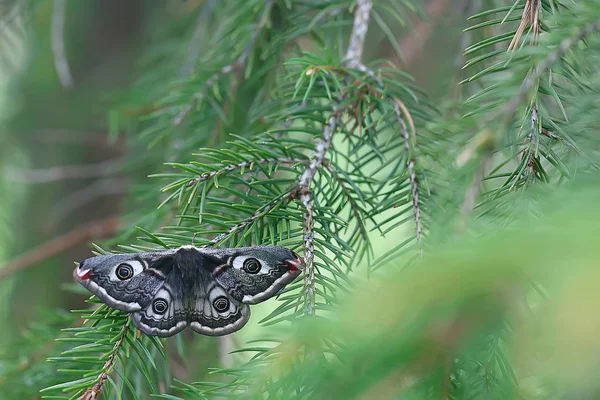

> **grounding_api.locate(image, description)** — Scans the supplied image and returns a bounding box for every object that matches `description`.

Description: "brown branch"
[49,179,129,224]
[540,127,560,140]
[507,0,540,51]
[173,0,274,126]
[4,159,122,183]
[0,216,120,280]
[51,0,73,88]
[80,317,130,400]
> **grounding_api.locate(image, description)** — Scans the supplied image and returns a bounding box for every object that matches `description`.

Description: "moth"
[73,245,302,337]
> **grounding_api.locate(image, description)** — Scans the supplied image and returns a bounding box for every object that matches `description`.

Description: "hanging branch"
[392,98,422,245]
[296,0,373,316]
[296,111,340,315]
[173,0,275,126]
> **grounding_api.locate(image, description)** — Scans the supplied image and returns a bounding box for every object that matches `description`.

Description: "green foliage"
[1,0,600,398]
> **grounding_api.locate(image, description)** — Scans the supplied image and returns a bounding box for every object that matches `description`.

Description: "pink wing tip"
[286,258,304,272]
[74,267,91,280]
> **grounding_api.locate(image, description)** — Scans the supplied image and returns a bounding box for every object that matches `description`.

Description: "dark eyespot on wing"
[116,264,134,280]
[189,284,250,336]
[132,287,188,337]
[74,252,177,313]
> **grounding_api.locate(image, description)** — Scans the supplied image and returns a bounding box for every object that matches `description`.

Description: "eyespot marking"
[152,298,168,314]
[243,258,261,274]
[111,259,144,281]
[213,296,230,313]
[116,264,134,280]
[232,255,267,274]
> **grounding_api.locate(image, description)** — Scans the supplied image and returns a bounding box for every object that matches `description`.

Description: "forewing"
[204,246,302,304]
[74,250,175,312]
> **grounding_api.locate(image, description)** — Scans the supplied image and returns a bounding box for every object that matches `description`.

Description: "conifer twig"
[297,109,341,315]
[208,190,296,246]
[174,0,275,126]
[80,318,130,400]
[503,18,600,122]
[186,157,307,188]
[51,0,73,88]
[298,0,373,316]
[0,216,119,280]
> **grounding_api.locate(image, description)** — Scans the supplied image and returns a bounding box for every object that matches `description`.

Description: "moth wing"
[188,275,250,336]
[206,246,302,305]
[74,250,175,312]
[131,270,189,337]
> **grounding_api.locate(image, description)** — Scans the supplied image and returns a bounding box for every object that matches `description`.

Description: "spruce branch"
[173,0,275,126]
[297,107,341,316]
[297,0,373,316]
[41,304,165,399]
[503,18,600,122]
[186,157,307,188]
[208,189,297,246]
[80,317,130,400]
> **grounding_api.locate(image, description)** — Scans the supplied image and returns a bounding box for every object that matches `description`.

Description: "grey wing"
[205,246,302,304]
[188,275,250,336]
[74,250,175,312]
